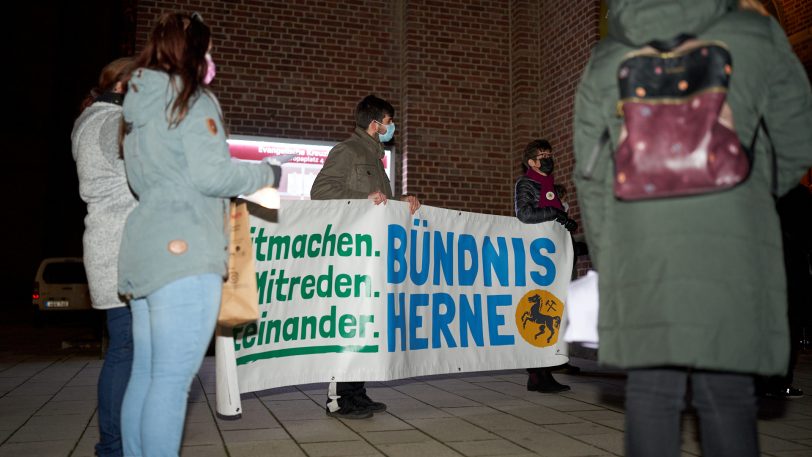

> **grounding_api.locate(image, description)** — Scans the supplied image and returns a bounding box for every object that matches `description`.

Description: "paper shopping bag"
[218,200,259,327]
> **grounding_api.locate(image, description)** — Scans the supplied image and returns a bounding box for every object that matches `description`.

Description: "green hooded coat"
[572,0,812,375]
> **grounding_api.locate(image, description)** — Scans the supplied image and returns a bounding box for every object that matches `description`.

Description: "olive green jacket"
[572,0,812,375]
[310,127,393,200]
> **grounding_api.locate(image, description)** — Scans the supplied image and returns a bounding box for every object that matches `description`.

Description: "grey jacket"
[119,69,278,298]
[71,100,137,309]
[310,127,393,200]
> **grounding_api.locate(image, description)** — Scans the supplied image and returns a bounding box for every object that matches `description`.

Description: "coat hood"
[607,0,737,46]
[123,68,178,127]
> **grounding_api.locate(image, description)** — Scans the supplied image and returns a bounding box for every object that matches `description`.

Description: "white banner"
[216,199,573,414]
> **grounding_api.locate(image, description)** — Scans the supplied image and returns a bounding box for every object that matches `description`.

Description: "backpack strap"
[751,117,778,198]
[581,128,610,181]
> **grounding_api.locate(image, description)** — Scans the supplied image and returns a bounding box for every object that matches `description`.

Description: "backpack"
[584,35,765,201]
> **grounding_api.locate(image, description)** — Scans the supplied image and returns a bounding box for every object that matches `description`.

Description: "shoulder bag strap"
[581,128,610,181]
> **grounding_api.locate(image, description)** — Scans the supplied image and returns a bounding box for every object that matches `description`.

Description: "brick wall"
[538,0,601,277]
[135,1,400,143]
[134,0,602,217]
[779,0,812,34]
[777,0,812,79]
[509,0,544,171]
[130,1,810,280]
[398,0,512,212]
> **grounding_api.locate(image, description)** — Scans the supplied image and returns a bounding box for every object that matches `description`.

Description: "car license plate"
[46,300,69,308]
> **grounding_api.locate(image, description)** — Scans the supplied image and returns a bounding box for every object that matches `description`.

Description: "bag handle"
[647,34,695,52]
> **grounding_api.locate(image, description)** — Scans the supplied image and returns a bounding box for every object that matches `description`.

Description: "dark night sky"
[4,3,128,306]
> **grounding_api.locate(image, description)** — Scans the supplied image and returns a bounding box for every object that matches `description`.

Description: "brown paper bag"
[218,200,259,327]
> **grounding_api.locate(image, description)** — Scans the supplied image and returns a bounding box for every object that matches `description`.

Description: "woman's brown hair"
[79,57,135,113]
[132,12,211,127]
[739,0,770,16]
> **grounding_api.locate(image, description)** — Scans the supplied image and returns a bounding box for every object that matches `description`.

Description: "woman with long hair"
[118,12,280,456]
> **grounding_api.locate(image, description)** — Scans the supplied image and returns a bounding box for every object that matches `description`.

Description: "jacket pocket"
[352,164,377,193]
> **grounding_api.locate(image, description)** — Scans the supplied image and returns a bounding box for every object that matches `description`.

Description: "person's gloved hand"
[554,212,578,232]
[271,164,282,187]
[263,158,282,188]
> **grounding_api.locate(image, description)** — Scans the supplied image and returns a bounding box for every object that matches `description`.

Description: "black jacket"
[514,176,575,231]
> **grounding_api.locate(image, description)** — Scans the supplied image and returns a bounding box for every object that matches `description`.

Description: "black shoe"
[551,363,581,375]
[353,392,387,413]
[529,370,570,393]
[527,371,541,391]
[538,378,571,393]
[326,402,373,419]
[767,386,804,399]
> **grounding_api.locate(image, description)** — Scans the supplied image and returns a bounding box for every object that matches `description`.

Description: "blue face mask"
[376,121,396,143]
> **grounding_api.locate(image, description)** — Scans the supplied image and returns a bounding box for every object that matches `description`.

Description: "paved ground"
[1,344,811,457]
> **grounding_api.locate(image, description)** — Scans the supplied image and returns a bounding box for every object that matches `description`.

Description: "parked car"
[32,258,92,312]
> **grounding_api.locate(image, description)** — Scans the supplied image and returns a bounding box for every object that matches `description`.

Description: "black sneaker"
[325,402,373,419]
[353,392,387,413]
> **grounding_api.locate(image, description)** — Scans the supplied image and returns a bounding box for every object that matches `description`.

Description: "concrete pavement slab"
[1,353,812,456]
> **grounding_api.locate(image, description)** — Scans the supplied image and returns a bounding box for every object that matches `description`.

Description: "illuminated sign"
[228,135,393,200]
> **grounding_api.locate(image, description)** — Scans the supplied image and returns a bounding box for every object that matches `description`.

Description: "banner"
[217,199,573,410]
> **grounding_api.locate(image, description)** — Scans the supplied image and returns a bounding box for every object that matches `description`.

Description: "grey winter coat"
[71,100,137,309]
[572,0,812,375]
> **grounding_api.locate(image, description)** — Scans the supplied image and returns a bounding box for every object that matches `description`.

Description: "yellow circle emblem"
[515,289,564,347]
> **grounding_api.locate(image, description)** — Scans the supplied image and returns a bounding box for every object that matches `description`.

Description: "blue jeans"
[121,274,221,457]
[96,306,133,457]
[625,368,759,457]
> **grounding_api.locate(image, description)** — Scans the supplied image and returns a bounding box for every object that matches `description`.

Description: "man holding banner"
[218,167,574,420]
[311,94,420,419]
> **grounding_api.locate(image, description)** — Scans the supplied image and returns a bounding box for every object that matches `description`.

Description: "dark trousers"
[625,368,758,457]
[326,381,366,410]
[337,381,365,398]
[96,307,133,457]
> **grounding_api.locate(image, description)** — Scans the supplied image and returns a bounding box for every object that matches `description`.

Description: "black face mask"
[539,158,554,175]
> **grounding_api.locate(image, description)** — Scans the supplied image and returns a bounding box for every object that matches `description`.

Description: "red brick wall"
[399,0,512,212]
[779,0,812,34]
[510,0,544,171]
[538,0,601,277]
[134,0,602,218]
[776,0,812,79]
[135,1,399,144]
